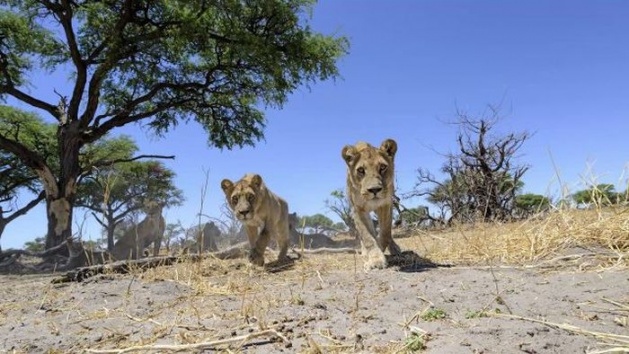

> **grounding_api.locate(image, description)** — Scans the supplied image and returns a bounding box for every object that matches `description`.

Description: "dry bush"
[399,206,628,267]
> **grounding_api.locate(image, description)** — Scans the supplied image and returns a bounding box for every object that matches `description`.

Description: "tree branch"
[94,154,175,168]
[78,0,135,129]
[57,0,87,121]
[0,136,49,172]
[90,212,107,229]
[3,87,59,120]
[0,191,45,225]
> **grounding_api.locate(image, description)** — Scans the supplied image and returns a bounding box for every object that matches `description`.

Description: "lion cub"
[220,174,290,266]
[341,138,402,270]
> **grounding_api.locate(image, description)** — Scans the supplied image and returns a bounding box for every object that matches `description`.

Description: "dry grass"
[4,204,627,353]
[94,206,625,353]
[399,206,628,268]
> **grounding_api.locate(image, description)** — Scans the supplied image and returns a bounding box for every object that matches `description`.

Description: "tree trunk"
[0,219,6,241]
[44,190,74,250]
[106,216,116,251]
[43,122,83,250]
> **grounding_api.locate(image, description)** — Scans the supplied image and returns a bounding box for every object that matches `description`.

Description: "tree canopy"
[75,137,184,250]
[0,0,348,248]
[514,193,551,218]
[572,184,625,207]
[0,106,54,238]
[296,213,335,234]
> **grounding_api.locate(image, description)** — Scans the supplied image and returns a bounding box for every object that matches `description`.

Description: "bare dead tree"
[325,189,357,237]
[412,104,531,223]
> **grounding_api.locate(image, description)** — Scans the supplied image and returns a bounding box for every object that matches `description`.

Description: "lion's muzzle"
[361,177,385,200]
[236,208,252,220]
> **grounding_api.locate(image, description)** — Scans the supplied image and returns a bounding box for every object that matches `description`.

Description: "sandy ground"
[0,246,627,354]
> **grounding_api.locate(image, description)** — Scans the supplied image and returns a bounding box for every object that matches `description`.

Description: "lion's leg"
[353,208,387,270]
[245,225,267,266]
[376,204,401,255]
[274,223,290,261]
[152,238,160,257]
[132,233,141,260]
[152,232,163,257]
[252,229,271,266]
[245,225,259,248]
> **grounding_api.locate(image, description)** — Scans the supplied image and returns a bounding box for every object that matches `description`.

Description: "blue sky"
[3,1,629,249]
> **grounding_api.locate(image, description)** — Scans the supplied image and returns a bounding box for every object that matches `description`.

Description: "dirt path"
[0,252,627,353]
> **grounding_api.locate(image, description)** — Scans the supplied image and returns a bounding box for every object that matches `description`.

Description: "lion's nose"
[367,186,382,195]
[238,210,250,217]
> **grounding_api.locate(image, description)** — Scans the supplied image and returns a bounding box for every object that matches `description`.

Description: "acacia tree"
[75,138,184,251]
[0,106,54,239]
[414,105,530,223]
[163,222,185,253]
[514,193,551,218]
[0,1,348,249]
[298,213,335,235]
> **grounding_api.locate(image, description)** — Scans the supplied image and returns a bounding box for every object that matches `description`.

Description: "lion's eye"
[247,194,255,202]
[356,167,365,177]
[231,196,238,204]
[379,164,388,174]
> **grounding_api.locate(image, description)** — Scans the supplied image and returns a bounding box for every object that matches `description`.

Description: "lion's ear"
[380,139,397,158]
[251,174,263,188]
[341,145,357,166]
[220,179,234,194]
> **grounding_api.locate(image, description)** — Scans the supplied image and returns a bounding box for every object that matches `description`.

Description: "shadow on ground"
[387,250,451,273]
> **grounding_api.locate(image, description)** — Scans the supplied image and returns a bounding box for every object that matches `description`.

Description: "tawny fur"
[288,212,357,250]
[341,138,402,270]
[221,174,290,266]
[111,202,165,261]
[195,222,220,252]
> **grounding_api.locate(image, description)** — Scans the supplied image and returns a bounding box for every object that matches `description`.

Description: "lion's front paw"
[364,248,387,271]
[388,240,402,255]
[248,250,265,266]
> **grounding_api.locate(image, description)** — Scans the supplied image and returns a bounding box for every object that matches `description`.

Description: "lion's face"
[203,222,221,236]
[143,201,164,218]
[221,174,263,222]
[342,139,397,205]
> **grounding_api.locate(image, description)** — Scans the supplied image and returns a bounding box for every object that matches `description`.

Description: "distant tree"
[413,104,531,223]
[82,239,101,250]
[23,236,45,253]
[325,189,357,236]
[75,140,184,251]
[163,222,185,253]
[298,213,335,235]
[514,193,551,218]
[572,184,620,208]
[398,206,430,227]
[332,222,347,232]
[0,1,349,250]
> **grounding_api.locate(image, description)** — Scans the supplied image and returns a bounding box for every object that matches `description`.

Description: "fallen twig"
[490,312,629,346]
[291,247,358,255]
[52,255,205,283]
[86,328,289,353]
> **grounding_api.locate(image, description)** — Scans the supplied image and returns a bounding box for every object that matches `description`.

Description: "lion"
[63,237,111,269]
[220,174,290,266]
[195,222,220,252]
[111,201,166,260]
[341,138,402,270]
[287,212,357,249]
